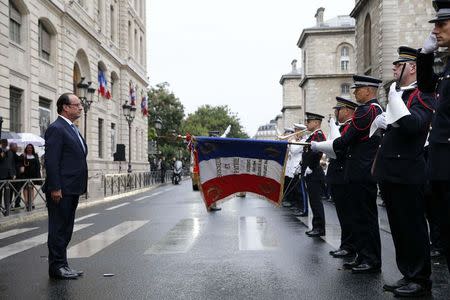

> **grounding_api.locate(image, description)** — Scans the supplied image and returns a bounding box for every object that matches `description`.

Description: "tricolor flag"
[130,82,136,106]
[141,94,148,116]
[195,137,288,210]
[98,70,111,99]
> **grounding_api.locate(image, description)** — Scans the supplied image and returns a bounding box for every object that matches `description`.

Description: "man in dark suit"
[301,112,326,237]
[44,93,87,280]
[417,0,450,276]
[0,139,16,211]
[374,46,435,297]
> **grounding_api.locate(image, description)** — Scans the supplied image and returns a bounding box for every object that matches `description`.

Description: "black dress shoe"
[299,212,308,217]
[329,249,337,255]
[343,258,360,270]
[209,207,222,211]
[393,282,431,297]
[49,267,78,280]
[331,249,354,258]
[430,249,442,258]
[66,266,84,276]
[383,278,409,292]
[306,229,325,237]
[351,263,381,274]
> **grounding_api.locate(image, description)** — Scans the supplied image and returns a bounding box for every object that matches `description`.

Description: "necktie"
[70,124,86,153]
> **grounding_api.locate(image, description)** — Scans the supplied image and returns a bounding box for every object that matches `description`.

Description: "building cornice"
[279,73,302,85]
[299,73,355,87]
[350,0,369,18]
[297,27,355,48]
[281,105,302,113]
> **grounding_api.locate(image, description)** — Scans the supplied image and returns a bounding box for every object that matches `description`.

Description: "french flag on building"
[98,70,111,99]
[141,95,148,116]
[195,137,288,210]
[130,83,136,106]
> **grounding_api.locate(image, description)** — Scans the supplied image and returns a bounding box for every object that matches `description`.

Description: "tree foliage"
[182,105,248,138]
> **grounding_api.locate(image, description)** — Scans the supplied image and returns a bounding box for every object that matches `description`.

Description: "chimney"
[315,7,325,27]
[291,59,298,73]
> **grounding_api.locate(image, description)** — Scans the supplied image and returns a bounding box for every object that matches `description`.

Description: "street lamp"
[154,117,162,155]
[123,100,136,173]
[76,77,96,139]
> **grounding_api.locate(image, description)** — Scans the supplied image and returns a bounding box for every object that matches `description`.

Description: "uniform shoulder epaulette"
[352,104,380,131]
[406,88,434,111]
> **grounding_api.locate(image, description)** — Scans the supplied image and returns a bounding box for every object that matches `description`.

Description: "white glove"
[421,32,438,54]
[293,165,301,176]
[304,167,313,177]
[372,112,387,130]
[388,82,404,102]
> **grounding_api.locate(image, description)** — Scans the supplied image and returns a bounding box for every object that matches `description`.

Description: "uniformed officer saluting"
[417,0,450,276]
[301,112,326,237]
[373,46,436,297]
[326,97,358,259]
[312,75,383,274]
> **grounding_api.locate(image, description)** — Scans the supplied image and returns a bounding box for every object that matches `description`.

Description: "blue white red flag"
[195,137,288,210]
[141,94,148,116]
[130,82,136,106]
[98,70,111,99]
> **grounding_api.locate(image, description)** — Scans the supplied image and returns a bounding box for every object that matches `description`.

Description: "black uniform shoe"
[383,278,409,292]
[430,249,442,258]
[331,249,354,258]
[329,249,338,255]
[66,266,84,276]
[343,258,360,270]
[49,267,78,280]
[305,229,325,237]
[282,202,292,207]
[351,263,381,274]
[393,282,431,298]
[209,207,222,211]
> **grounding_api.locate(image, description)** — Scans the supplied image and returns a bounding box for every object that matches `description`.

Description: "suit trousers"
[380,182,431,283]
[47,193,79,271]
[306,180,325,232]
[330,184,354,252]
[350,182,381,266]
[431,181,450,273]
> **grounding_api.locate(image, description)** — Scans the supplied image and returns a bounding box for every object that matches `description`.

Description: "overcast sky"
[147,0,355,136]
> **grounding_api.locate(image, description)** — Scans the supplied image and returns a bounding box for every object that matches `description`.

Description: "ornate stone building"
[253,119,278,140]
[0,0,149,197]
[350,0,435,104]
[297,8,356,134]
[279,60,303,130]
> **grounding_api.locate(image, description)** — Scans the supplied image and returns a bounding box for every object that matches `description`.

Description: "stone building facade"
[279,60,303,130]
[297,8,356,135]
[350,0,435,104]
[253,119,278,140]
[1,0,149,198]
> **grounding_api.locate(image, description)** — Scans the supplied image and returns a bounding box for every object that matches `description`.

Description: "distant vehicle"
[172,160,182,185]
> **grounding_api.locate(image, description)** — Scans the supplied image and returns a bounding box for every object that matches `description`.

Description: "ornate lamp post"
[154,117,162,155]
[76,77,96,138]
[122,100,136,173]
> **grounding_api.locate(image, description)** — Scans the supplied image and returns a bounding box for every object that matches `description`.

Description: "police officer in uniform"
[327,97,358,259]
[417,0,450,275]
[313,75,383,273]
[373,47,435,297]
[301,112,326,237]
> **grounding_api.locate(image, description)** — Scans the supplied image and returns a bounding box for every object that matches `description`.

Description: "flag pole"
[288,141,310,146]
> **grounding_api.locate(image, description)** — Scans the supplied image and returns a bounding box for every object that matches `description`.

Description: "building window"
[340,46,350,71]
[134,29,139,61]
[39,97,51,138]
[98,118,104,158]
[111,123,116,157]
[364,14,372,72]
[140,36,144,64]
[39,21,51,61]
[110,5,116,42]
[128,21,133,55]
[9,1,21,44]
[341,84,350,96]
[10,86,22,132]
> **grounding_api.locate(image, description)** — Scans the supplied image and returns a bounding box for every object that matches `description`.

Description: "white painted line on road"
[145,218,201,254]
[0,223,93,261]
[162,188,172,192]
[68,221,149,258]
[0,227,39,241]
[134,191,163,202]
[75,213,99,223]
[239,216,277,251]
[105,202,130,211]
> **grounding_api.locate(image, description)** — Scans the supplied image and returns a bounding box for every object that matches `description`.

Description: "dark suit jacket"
[326,121,351,185]
[44,116,88,195]
[301,129,326,182]
[0,149,16,179]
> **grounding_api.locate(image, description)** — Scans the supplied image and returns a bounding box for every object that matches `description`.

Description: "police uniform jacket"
[417,52,450,180]
[326,120,351,185]
[374,88,436,184]
[301,129,325,182]
[333,99,382,183]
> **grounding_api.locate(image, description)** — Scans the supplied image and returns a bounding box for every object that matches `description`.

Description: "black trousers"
[305,180,325,231]
[283,176,293,203]
[424,182,443,252]
[47,193,79,271]
[431,181,450,273]
[349,182,381,266]
[330,183,354,252]
[380,182,431,283]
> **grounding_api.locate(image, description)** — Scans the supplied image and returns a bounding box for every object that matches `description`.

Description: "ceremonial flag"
[141,94,148,116]
[98,70,111,99]
[195,137,288,210]
[130,82,136,106]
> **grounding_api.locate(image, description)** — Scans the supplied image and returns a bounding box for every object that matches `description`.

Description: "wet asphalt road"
[0,180,449,300]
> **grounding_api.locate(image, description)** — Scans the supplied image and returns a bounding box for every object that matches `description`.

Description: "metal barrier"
[0,178,45,216]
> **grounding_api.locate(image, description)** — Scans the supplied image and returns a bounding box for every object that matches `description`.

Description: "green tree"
[148,83,185,159]
[182,105,248,138]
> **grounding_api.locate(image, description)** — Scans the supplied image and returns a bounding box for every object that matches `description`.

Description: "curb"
[0,184,163,231]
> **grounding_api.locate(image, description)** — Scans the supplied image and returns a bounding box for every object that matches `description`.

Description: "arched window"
[364,14,372,72]
[110,4,117,42]
[340,46,349,71]
[9,0,22,44]
[38,20,51,60]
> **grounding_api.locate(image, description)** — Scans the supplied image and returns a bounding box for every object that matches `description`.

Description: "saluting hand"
[51,190,62,204]
[422,32,438,54]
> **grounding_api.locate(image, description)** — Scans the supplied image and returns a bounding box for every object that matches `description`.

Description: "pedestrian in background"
[20,143,42,210]
[0,139,16,210]
[44,93,87,280]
